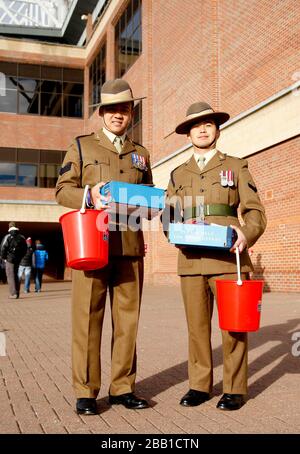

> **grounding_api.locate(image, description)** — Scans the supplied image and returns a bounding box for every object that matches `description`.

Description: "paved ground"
[0,281,299,435]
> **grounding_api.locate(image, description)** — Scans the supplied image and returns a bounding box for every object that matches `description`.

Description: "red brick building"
[0,0,299,291]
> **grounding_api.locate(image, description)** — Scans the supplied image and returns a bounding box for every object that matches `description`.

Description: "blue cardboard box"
[169,222,236,249]
[100,181,165,219]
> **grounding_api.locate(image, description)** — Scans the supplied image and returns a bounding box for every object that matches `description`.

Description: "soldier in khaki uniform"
[163,102,266,410]
[56,79,152,415]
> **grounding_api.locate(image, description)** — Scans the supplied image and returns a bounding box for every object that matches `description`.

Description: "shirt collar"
[193,148,217,163]
[102,127,127,145]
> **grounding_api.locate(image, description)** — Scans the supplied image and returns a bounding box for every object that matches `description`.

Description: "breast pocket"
[210,181,229,204]
[83,158,110,186]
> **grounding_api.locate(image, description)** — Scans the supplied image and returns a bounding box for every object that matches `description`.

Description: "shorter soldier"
[163,102,267,410]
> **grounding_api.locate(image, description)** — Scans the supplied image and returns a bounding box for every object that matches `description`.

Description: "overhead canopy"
[0,0,107,45]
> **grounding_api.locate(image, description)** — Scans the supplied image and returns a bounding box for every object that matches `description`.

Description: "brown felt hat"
[175,102,230,134]
[90,79,146,109]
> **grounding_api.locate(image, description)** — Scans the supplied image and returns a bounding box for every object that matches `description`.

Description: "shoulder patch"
[59,162,72,176]
[248,182,257,193]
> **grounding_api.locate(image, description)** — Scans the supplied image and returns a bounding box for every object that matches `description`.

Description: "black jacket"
[20,246,33,267]
[0,231,27,264]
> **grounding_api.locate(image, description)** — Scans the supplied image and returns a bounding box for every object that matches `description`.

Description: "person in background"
[33,240,48,293]
[18,237,34,293]
[0,222,27,299]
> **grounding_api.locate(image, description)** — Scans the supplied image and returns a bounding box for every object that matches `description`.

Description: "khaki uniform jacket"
[56,130,153,257]
[164,150,267,275]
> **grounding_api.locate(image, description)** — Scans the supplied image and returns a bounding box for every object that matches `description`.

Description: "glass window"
[40,92,62,117]
[63,82,84,95]
[63,95,82,118]
[0,163,16,186]
[0,63,83,118]
[115,0,142,77]
[0,89,17,113]
[89,42,106,115]
[127,102,142,143]
[39,163,60,188]
[1,75,18,90]
[18,91,40,115]
[17,164,38,187]
[40,80,62,93]
[0,148,65,187]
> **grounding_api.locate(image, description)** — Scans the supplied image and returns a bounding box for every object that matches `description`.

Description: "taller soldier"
[163,102,267,411]
[56,79,152,415]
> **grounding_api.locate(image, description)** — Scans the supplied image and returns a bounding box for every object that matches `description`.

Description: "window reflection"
[0,89,17,113]
[127,102,142,143]
[89,42,106,115]
[17,164,38,187]
[0,148,65,188]
[0,163,16,186]
[40,163,60,188]
[115,0,142,77]
[0,63,83,117]
[18,91,39,115]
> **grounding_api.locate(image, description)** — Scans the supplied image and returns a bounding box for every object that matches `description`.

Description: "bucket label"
[257,301,262,312]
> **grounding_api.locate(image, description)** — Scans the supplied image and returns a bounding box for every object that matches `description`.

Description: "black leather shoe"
[217,393,245,411]
[180,389,210,407]
[76,398,98,415]
[109,393,149,409]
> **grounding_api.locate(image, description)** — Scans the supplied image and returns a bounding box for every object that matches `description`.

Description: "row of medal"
[131,153,148,171]
[220,170,234,187]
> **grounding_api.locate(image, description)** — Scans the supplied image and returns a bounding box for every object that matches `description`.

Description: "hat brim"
[175,111,230,134]
[89,97,146,109]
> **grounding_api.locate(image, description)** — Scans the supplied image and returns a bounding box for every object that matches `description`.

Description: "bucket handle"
[235,247,243,286]
[80,185,90,214]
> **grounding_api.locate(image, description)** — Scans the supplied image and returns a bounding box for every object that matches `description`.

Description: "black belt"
[184,204,237,219]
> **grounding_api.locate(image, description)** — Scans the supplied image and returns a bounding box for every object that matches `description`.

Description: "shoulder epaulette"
[75,132,93,141]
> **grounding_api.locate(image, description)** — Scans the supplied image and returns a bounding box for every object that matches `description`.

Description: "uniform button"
[200,189,204,192]
[120,169,124,174]
[94,160,98,164]
[201,175,205,179]
[119,155,123,159]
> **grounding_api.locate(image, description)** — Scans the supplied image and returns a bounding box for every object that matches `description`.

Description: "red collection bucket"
[59,209,109,271]
[216,279,264,332]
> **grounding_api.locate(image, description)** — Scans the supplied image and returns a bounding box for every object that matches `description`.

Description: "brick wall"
[247,137,300,292]
[218,0,300,116]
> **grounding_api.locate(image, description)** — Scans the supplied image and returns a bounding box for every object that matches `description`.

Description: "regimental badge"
[131,153,148,171]
[220,170,234,187]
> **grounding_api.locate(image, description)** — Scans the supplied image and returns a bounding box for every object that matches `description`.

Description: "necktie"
[197,155,206,171]
[114,136,123,153]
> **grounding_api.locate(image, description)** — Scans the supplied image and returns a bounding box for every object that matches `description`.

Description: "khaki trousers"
[181,273,248,394]
[72,257,143,398]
